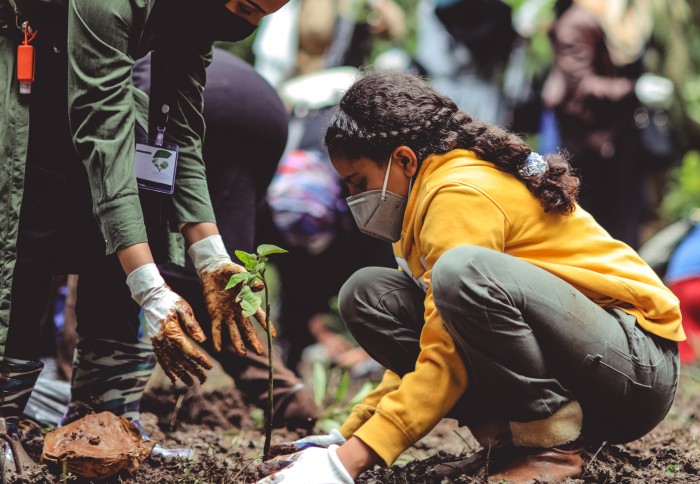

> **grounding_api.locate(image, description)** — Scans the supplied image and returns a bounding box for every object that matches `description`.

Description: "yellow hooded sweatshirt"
[339,149,682,466]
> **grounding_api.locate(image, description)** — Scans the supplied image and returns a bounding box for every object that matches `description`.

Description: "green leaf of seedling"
[237,285,261,318]
[225,273,248,290]
[348,381,377,406]
[240,301,258,318]
[252,262,265,275]
[335,370,350,404]
[312,361,327,407]
[235,250,257,271]
[257,244,288,257]
[666,464,681,474]
[153,149,173,159]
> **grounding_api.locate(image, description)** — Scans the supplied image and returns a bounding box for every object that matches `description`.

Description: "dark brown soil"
[13,364,700,483]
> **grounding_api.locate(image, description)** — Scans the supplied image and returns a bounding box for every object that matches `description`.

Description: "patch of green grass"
[311,361,378,434]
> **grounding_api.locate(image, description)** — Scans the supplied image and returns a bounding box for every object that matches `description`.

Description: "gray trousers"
[339,245,679,444]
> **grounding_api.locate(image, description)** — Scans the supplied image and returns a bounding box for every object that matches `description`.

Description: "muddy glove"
[268,429,346,457]
[188,235,274,355]
[256,445,353,484]
[126,263,212,385]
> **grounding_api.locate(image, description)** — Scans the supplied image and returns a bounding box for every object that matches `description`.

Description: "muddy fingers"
[254,307,277,337]
[175,300,206,343]
[170,330,212,381]
[228,303,263,354]
[162,337,196,386]
[240,315,264,355]
[178,353,209,384]
[189,346,213,372]
[205,288,224,352]
[224,312,247,356]
[126,264,213,385]
[152,337,180,385]
[152,308,212,386]
[174,333,213,372]
[169,359,195,387]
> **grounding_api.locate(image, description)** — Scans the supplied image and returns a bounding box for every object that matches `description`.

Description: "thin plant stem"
[261,268,274,459]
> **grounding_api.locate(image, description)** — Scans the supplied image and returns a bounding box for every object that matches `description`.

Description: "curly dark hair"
[324,72,580,215]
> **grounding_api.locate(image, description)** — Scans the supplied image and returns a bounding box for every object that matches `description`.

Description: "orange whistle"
[17,22,37,95]
[17,44,35,94]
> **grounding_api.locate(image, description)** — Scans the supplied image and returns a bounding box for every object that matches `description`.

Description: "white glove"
[187,234,232,276]
[269,429,347,457]
[126,263,211,385]
[256,445,353,484]
[187,235,272,354]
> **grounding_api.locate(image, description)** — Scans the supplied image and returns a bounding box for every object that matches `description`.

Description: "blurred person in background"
[664,210,700,363]
[252,0,404,371]
[542,0,664,249]
[256,71,396,372]
[414,0,517,125]
[253,0,406,88]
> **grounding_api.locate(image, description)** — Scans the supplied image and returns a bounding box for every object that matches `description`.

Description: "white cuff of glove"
[328,445,354,483]
[125,263,178,340]
[187,235,232,276]
[296,429,347,448]
[126,263,167,306]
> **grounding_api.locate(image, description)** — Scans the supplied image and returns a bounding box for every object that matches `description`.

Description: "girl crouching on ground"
[257,72,682,484]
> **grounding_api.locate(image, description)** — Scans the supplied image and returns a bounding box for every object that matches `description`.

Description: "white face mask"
[345,156,410,243]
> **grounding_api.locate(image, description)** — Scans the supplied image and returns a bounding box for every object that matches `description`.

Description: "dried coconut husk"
[41,412,155,479]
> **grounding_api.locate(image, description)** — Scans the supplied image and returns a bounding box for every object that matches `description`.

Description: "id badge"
[134,141,179,194]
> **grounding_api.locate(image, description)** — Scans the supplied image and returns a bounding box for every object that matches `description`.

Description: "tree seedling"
[226,244,287,459]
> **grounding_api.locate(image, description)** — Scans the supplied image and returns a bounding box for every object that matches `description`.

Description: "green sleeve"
[149,41,216,227]
[67,0,150,254]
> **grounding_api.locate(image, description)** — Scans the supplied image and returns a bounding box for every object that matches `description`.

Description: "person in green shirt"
[0,0,286,474]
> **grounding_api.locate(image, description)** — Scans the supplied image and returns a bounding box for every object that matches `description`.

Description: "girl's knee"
[338,267,383,331]
[432,245,495,297]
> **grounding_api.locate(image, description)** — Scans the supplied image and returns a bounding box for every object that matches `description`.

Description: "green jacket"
[0,0,216,358]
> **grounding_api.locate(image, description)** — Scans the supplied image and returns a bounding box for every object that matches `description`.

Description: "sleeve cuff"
[339,404,377,440]
[172,178,216,225]
[353,411,413,466]
[95,194,148,254]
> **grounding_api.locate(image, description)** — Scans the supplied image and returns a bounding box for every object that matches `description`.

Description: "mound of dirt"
[42,412,154,479]
[12,366,700,483]
[141,385,253,431]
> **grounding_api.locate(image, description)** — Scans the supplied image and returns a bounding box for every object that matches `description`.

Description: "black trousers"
[6,32,113,360]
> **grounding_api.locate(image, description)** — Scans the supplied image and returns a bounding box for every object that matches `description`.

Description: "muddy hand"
[126,263,212,386]
[151,300,213,385]
[189,235,275,355]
